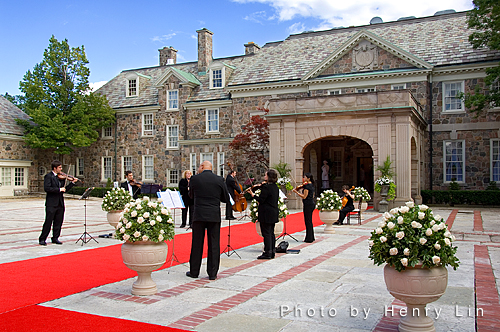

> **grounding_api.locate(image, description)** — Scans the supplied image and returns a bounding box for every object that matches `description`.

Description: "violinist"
[247,169,279,259]
[225,170,242,220]
[121,171,141,199]
[292,172,316,243]
[334,185,355,225]
[39,160,78,246]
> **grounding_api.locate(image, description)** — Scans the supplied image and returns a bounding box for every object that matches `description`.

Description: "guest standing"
[187,161,228,280]
[121,171,141,199]
[39,160,77,246]
[292,172,315,243]
[248,169,279,259]
[335,185,355,225]
[179,170,194,228]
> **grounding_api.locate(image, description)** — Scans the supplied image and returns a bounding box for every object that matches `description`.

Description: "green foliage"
[462,0,500,116]
[106,178,113,188]
[376,156,395,179]
[486,181,499,190]
[101,187,133,212]
[421,190,500,206]
[67,186,109,198]
[449,179,460,190]
[374,181,396,201]
[16,36,115,154]
[2,92,20,106]
[316,189,342,211]
[352,187,371,201]
[272,161,292,178]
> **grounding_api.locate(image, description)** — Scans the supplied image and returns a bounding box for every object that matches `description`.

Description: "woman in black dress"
[178,170,193,228]
[292,172,315,243]
[335,185,355,225]
[248,169,279,259]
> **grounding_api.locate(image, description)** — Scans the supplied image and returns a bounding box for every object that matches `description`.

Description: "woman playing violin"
[334,185,355,225]
[292,172,315,243]
[121,171,142,199]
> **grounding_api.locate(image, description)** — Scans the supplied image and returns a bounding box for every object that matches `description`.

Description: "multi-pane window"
[212,69,222,88]
[143,113,153,136]
[77,158,84,177]
[102,127,112,138]
[143,156,154,180]
[14,168,24,186]
[201,153,213,166]
[332,148,343,179]
[444,140,465,182]
[443,82,463,112]
[329,89,341,95]
[102,157,112,181]
[128,79,137,97]
[217,152,225,176]
[356,87,375,93]
[167,90,178,110]
[190,153,197,175]
[122,156,132,179]
[392,84,407,90]
[207,109,219,132]
[490,80,499,109]
[492,140,500,182]
[168,169,179,186]
[1,168,11,186]
[167,125,179,148]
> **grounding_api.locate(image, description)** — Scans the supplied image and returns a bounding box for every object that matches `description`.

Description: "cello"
[226,162,247,212]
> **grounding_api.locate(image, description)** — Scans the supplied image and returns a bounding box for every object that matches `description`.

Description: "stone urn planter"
[106,210,123,229]
[255,221,284,238]
[360,201,368,212]
[384,264,448,332]
[379,184,390,213]
[318,210,339,234]
[121,241,168,296]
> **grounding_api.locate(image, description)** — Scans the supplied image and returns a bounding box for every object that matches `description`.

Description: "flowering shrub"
[352,187,371,202]
[115,196,175,243]
[101,187,134,212]
[368,201,459,272]
[374,177,396,201]
[249,188,289,223]
[277,177,294,191]
[316,190,342,211]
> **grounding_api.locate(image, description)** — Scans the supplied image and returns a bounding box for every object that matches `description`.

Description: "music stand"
[76,187,98,245]
[221,217,240,258]
[157,191,184,270]
[276,192,298,242]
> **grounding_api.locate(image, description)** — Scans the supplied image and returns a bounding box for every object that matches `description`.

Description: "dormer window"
[125,73,139,97]
[209,63,225,89]
[167,90,178,110]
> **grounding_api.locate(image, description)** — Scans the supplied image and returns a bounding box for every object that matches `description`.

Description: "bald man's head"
[199,160,213,173]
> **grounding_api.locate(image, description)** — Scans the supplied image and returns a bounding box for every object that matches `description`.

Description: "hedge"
[67,186,179,199]
[421,190,500,206]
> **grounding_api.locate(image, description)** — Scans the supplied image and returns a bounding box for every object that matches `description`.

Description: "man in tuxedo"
[225,170,241,220]
[121,171,141,199]
[187,161,228,280]
[39,160,77,246]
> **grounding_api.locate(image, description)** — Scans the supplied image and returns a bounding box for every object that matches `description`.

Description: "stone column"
[395,117,411,206]
[284,120,301,209]
[269,121,281,167]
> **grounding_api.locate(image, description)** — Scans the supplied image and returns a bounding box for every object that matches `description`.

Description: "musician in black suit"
[187,161,228,280]
[225,170,241,220]
[248,169,280,259]
[179,170,193,228]
[121,171,141,199]
[39,160,77,246]
[335,185,355,225]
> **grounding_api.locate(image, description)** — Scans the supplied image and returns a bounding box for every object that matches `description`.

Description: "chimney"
[159,46,177,66]
[244,42,260,55]
[197,28,213,73]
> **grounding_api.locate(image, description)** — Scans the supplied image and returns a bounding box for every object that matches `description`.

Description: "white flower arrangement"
[115,196,175,243]
[249,188,289,223]
[352,187,371,202]
[375,176,394,186]
[277,177,294,191]
[374,177,396,201]
[368,201,459,272]
[101,187,134,212]
[316,190,342,211]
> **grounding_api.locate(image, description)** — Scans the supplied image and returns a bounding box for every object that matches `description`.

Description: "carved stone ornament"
[352,40,378,71]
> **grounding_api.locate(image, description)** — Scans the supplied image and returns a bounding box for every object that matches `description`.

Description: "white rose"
[142,235,149,241]
[158,198,163,203]
[376,227,383,234]
[116,222,122,229]
[390,208,399,215]
[158,234,164,241]
[380,236,387,243]
[451,235,456,241]
[143,212,150,219]
[387,222,395,229]
[396,231,405,240]
[420,238,427,245]
[384,212,392,219]
[136,204,142,210]
[439,223,446,230]
[430,220,435,226]
[120,227,125,233]
[444,238,451,246]
[401,258,408,266]
[131,211,137,217]
[150,220,156,226]
[418,204,428,211]
[156,216,162,222]
[406,201,414,208]
[378,221,386,227]
[425,228,433,236]
[133,231,141,238]
[432,256,441,265]
[161,208,169,215]
[404,248,410,256]
[444,230,451,237]
[123,234,130,241]
[368,240,374,247]
[397,216,404,224]
[137,217,144,224]
[400,206,409,214]
[389,248,398,255]
[434,214,442,221]
[418,212,425,220]
[411,221,422,229]
[432,224,439,232]
[126,222,132,229]
[434,243,441,250]
[143,196,149,201]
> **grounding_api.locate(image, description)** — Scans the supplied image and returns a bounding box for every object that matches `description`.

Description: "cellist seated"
[225,170,243,220]
[334,185,355,225]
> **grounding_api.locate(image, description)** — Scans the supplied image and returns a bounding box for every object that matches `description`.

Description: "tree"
[462,0,500,116]
[2,92,20,106]
[16,36,115,154]
[229,108,269,169]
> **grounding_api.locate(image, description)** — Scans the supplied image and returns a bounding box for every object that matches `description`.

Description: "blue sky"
[0,0,474,96]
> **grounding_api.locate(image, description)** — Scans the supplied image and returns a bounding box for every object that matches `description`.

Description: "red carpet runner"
[0,211,322,331]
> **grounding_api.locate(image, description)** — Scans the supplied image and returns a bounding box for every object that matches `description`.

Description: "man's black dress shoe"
[226,216,236,220]
[39,241,47,246]
[186,271,198,278]
[209,275,217,280]
[180,224,186,228]
[51,239,63,245]
[257,254,272,259]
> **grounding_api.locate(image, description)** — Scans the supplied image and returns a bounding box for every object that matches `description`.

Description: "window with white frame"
[167,169,179,187]
[444,140,465,182]
[201,153,213,166]
[217,152,225,176]
[143,155,154,181]
[443,81,464,112]
[142,113,153,136]
[329,89,341,95]
[102,126,112,138]
[392,84,407,90]
[38,166,47,177]
[102,156,112,182]
[76,158,84,177]
[1,168,11,186]
[206,109,219,133]
[127,78,137,97]
[122,156,132,179]
[331,148,344,179]
[211,69,223,88]
[14,168,25,186]
[492,139,500,182]
[356,87,376,93]
[190,153,197,175]
[489,79,500,110]
[167,125,179,149]
[167,90,178,110]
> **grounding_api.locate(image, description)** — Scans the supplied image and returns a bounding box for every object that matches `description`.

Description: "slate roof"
[0,95,30,136]
[97,11,500,109]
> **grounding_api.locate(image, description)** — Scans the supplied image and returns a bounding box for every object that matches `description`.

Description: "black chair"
[346,199,362,225]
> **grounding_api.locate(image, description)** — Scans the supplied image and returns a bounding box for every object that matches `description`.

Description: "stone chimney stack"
[159,46,177,66]
[197,28,213,73]
[244,42,260,55]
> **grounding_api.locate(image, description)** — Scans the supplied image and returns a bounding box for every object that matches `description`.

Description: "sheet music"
[157,190,185,209]
[168,190,185,208]
[279,189,287,200]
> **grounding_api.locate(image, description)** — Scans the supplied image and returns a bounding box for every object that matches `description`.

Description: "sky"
[0,0,474,96]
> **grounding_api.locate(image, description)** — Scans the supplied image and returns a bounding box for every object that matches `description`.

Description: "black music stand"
[157,191,184,271]
[76,187,98,245]
[221,218,240,258]
[276,214,298,242]
[167,207,182,270]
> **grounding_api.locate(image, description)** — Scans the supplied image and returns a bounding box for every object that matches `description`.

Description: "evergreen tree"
[16,35,115,154]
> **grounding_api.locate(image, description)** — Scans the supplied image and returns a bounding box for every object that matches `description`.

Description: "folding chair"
[346,199,362,225]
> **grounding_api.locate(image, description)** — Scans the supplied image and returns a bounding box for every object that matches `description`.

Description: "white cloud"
[89,81,107,92]
[244,11,269,24]
[151,33,177,43]
[288,22,306,34]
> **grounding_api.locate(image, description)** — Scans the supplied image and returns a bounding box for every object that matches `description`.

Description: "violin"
[57,172,82,183]
[244,181,266,193]
[294,182,308,191]
[129,179,142,187]
[341,186,356,208]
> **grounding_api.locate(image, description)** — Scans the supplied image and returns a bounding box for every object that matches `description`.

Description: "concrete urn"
[106,210,123,229]
[121,241,168,296]
[318,210,339,234]
[255,221,284,238]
